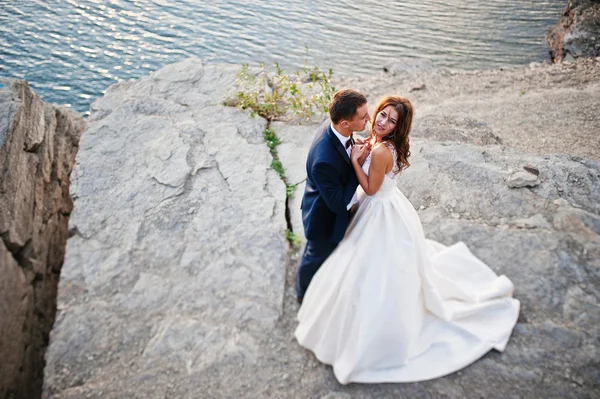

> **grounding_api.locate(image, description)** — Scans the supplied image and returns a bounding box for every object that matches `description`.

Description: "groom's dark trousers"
[296,120,359,299]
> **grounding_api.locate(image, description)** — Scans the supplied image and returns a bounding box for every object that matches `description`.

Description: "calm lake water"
[0,0,564,114]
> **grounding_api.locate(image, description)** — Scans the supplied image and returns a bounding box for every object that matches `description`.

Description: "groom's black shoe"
[297,296,303,304]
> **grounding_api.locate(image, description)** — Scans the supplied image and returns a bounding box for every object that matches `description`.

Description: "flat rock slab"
[44,58,289,397]
[274,121,600,398]
[43,58,600,398]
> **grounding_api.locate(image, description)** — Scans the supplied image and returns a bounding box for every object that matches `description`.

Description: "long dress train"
[295,142,520,384]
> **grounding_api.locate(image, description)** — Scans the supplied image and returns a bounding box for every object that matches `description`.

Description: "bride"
[295,95,520,384]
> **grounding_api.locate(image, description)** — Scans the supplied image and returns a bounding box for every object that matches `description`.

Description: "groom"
[296,89,371,303]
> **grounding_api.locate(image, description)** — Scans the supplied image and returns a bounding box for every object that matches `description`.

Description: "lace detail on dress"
[383,141,401,178]
[361,141,401,178]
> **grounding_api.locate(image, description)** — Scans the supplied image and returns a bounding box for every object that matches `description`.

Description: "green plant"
[262,128,287,182]
[263,128,281,151]
[225,60,335,122]
[286,183,297,198]
[286,178,306,198]
[286,229,303,249]
[271,159,285,180]
[288,66,334,120]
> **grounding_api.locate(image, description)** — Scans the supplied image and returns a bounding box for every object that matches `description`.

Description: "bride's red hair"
[368,96,413,172]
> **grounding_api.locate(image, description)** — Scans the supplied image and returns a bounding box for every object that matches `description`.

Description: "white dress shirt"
[331,124,352,158]
[331,124,357,210]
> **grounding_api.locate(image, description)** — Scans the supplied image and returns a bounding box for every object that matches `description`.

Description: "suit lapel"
[327,126,351,167]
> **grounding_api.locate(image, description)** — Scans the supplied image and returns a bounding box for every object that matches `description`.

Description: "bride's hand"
[351,144,370,166]
[355,141,371,166]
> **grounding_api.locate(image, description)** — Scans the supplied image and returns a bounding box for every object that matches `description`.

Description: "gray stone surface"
[43,57,600,398]
[0,79,85,399]
[43,58,289,397]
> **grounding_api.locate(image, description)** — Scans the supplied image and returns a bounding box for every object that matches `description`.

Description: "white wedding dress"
[295,142,520,385]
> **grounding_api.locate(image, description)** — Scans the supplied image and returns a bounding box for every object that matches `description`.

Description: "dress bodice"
[360,141,400,196]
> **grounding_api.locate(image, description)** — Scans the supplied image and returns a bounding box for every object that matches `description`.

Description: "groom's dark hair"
[329,89,367,124]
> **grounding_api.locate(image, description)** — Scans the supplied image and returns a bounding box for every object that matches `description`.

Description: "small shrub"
[225,61,335,122]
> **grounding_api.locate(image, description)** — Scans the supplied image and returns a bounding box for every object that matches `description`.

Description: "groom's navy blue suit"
[297,119,359,299]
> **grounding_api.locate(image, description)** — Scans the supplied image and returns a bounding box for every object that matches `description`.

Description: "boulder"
[43,58,289,397]
[547,0,600,61]
[0,79,85,399]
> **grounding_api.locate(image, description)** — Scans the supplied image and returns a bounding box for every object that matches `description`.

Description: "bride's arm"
[351,144,393,196]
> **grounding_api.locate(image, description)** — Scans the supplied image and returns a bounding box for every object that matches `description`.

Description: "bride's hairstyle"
[369,96,413,172]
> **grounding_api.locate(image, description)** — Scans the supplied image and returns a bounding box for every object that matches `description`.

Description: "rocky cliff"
[41,57,600,398]
[547,0,600,62]
[0,80,85,399]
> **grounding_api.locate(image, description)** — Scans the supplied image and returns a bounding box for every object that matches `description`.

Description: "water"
[0,0,564,114]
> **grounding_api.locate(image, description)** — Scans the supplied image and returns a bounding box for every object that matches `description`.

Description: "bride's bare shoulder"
[371,143,393,160]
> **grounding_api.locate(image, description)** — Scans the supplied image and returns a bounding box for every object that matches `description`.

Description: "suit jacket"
[301,120,359,243]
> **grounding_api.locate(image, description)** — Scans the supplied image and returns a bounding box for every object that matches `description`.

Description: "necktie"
[345,134,354,149]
